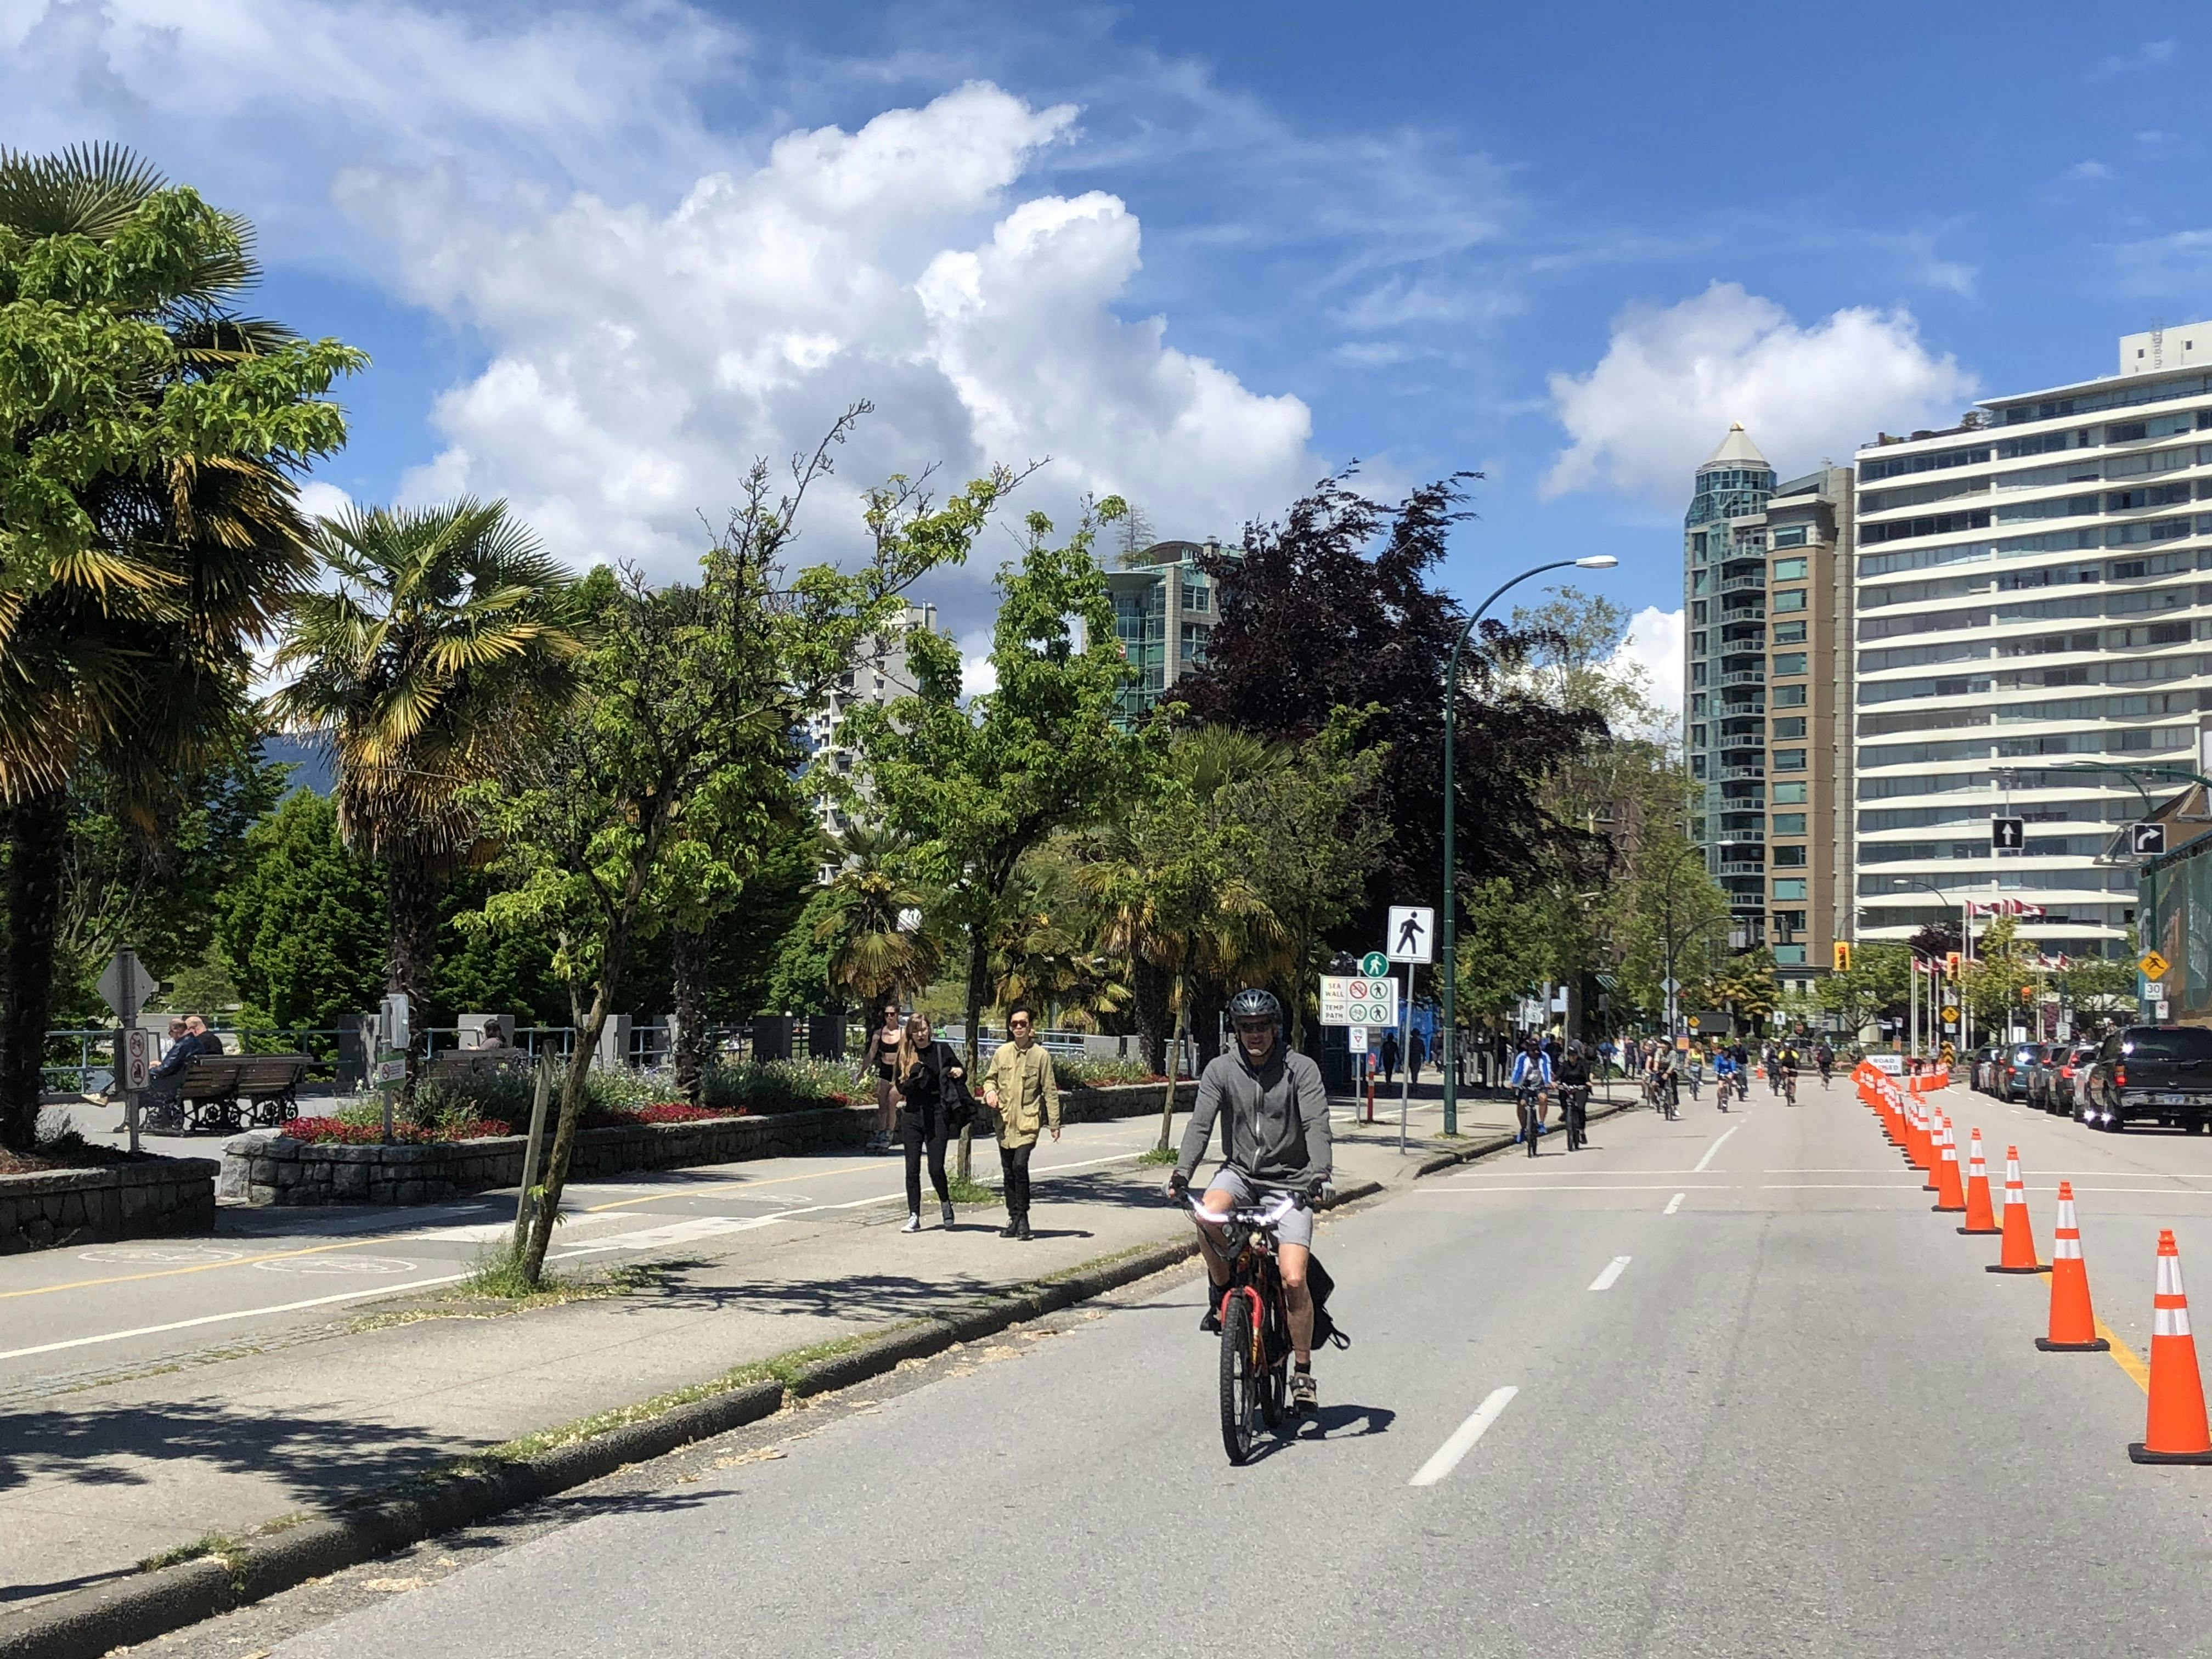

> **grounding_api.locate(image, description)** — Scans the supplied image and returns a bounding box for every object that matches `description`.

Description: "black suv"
[2079,1026,2212,1133]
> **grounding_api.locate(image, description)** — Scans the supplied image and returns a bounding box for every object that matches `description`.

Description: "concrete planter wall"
[219,1081,1198,1209]
[0,1158,219,1254]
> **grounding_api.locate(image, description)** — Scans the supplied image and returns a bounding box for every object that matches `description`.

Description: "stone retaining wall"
[0,1159,219,1254]
[219,1080,1198,1209]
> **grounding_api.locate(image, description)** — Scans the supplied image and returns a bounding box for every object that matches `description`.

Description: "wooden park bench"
[173,1054,309,1133]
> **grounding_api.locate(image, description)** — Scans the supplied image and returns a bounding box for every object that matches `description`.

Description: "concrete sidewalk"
[0,1085,1602,1615]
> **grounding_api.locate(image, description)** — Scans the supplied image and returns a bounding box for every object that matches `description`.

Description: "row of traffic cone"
[1852,1061,2212,1465]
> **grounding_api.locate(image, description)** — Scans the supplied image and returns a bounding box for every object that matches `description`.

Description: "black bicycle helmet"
[1228,987,1282,1025]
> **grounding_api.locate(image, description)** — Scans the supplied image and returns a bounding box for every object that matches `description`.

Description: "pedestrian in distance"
[894,1014,963,1233]
[858,997,904,1153]
[1685,1045,1705,1099]
[1407,1029,1426,1086]
[1378,1030,1400,1085]
[983,1003,1061,1241]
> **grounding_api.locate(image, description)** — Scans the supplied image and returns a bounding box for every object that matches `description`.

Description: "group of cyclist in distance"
[1508,1031,1838,1142]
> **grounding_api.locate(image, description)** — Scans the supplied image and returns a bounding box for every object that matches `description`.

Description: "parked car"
[1995,1041,2044,1103]
[2022,1042,2066,1110]
[1972,1044,2005,1093]
[2079,1025,2212,1132]
[2034,1042,2101,1115]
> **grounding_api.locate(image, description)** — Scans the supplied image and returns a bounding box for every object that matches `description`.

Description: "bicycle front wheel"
[1220,1291,1258,1465]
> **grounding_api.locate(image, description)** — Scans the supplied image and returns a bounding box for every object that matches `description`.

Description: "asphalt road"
[224,1078,2212,1658]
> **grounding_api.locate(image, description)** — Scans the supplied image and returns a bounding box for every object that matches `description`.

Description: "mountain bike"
[1781,1065,1798,1107]
[1515,1084,1546,1156]
[1185,1188,1308,1465]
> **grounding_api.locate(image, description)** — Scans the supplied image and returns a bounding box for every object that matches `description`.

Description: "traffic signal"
[1832,941,1852,972]
[1945,951,1961,980]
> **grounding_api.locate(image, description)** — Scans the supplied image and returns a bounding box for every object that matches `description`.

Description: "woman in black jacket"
[894,1015,966,1233]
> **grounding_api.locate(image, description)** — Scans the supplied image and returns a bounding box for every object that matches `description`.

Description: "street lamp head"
[1574,556,1620,569]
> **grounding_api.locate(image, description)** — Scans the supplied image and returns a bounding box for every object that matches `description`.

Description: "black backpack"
[1306,1254,1351,1351]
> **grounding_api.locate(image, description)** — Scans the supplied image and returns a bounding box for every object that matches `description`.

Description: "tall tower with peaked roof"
[1682,425,1855,1009]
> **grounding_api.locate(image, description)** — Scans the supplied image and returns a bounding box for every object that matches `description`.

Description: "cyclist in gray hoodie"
[1167,987,1333,1410]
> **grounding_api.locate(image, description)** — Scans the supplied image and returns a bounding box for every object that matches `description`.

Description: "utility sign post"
[99,950,153,1154]
[376,991,411,1143]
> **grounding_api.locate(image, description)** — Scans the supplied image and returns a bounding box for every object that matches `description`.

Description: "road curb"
[0,1194,1398,1659]
[1412,1093,1635,1178]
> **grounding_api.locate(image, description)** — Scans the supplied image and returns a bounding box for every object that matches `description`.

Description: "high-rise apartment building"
[806,600,936,870]
[1105,540,1224,721]
[1852,321,2212,961]
[1682,427,1855,986]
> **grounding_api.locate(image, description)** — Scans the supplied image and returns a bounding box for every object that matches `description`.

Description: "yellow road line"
[2096,1319,2152,1394]
[0,1234,415,1301]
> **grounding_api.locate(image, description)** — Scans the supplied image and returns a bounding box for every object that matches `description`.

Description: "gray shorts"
[1204,1167,1313,1249]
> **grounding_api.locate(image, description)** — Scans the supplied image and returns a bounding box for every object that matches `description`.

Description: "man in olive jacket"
[983,1004,1060,1241]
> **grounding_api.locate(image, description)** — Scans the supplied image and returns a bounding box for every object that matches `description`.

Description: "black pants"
[902,1116,949,1214]
[998,1141,1034,1218]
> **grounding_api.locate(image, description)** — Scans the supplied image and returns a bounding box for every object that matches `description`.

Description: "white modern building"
[1852,323,2212,960]
[806,600,936,873]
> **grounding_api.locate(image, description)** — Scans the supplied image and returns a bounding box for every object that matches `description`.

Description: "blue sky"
[5,2,2205,699]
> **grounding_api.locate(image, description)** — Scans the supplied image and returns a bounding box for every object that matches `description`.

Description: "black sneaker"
[1290,1369,1317,1414]
[1199,1293,1225,1335]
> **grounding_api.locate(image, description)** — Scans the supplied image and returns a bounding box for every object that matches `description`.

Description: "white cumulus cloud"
[1611,605,1684,728]
[338,81,1316,614]
[1542,282,1978,502]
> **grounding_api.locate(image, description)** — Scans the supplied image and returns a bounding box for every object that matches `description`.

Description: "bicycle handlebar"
[1181,1189,1304,1227]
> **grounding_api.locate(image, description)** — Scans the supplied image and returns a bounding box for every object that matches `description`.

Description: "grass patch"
[138,1531,246,1575]
[943,1171,998,1205]
[447,1244,658,1310]
[1135,1144,1178,1165]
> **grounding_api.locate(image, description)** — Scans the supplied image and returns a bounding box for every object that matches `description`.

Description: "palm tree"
[269,502,586,1074]
[0,145,358,1149]
[814,826,943,1009]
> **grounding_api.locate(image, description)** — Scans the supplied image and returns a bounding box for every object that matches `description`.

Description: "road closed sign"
[1321,975,1398,1028]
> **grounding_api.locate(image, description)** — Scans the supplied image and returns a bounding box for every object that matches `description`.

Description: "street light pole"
[1440,554,1619,1136]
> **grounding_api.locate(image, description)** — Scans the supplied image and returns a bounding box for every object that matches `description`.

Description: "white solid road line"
[0,1272,475,1362]
[1409,1386,1519,1487]
[1588,1256,1632,1291]
[1692,1124,1742,1173]
[1664,1193,1685,1215]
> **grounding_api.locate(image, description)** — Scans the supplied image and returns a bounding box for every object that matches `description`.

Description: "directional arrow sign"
[2133,821,2169,857]
[2141,949,2172,982]
[1991,815,2025,852]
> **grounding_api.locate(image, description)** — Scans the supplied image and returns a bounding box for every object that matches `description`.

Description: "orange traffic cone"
[1904,1093,1928,1168]
[2130,1231,2212,1463]
[1956,1129,1999,1233]
[1986,1147,2049,1274]
[1921,1110,1946,1192]
[2035,1182,2109,1352]
[1932,1116,1966,1212]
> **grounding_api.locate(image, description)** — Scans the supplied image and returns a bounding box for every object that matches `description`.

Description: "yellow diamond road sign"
[2141,950,2172,982]
[1940,1005,1959,1023]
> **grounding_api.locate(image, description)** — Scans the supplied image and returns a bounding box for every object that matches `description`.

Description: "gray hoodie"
[1176,1041,1332,1188]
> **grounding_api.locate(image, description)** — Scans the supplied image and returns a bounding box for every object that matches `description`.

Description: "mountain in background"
[261,735,335,795]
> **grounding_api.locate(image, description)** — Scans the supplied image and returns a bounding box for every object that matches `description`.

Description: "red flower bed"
[284,1116,514,1147]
